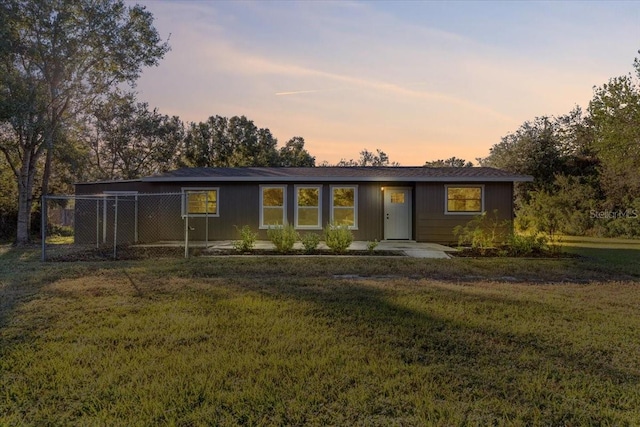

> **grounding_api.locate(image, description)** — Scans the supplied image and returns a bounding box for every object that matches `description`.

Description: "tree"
[0,155,18,239]
[335,148,399,166]
[183,115,280,167]
[479,116,566,199]
[424,157,473,168]
[554,106,599,179]
[588,63,640,209]
[86,92,184,180]
[278,136,315,167]
[0,0,168,244]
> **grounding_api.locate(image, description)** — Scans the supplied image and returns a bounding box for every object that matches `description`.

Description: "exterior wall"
[415,181,513,244]
[75,179,514,244]
[74,181,391,243]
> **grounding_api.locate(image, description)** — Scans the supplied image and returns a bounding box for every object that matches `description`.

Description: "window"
[330,186,357,229]
[445,185,483,214]
[390,193,405,204]
[295,186,321,229]
[260,185,286,228]
[182,188,219,217]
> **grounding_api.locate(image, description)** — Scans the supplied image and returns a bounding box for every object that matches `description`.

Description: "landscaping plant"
[324,223,353,254]
[232,225,257,252]
[453,209,511,254]
[300,233,321,254]
[267,224,299,253]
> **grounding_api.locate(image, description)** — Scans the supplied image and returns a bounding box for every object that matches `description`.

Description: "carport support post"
[113,195,118,260]
[95,199,100,249]
[184,213,189,259]
[41,195,46,262]
[205,191,209,248]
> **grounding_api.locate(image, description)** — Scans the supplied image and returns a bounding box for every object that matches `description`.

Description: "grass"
[1,243,639,425]
[561,235,640,277]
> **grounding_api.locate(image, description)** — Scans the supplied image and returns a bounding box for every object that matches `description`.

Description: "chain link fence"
[41,192,217,261]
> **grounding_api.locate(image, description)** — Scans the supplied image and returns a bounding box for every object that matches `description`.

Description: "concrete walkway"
[201,240,456,259]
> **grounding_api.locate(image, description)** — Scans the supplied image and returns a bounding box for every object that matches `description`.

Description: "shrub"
[49,224,74,237]
[453,210,511,254]
[301,233,321,254]
[232,225,257,253]
[267,224,299,253]
[366,240,378,253]
[505,233,548,257]
[324,223,353,254]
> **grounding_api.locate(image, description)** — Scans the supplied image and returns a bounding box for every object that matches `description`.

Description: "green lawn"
[561,235,640,277]
[1,244,639,425]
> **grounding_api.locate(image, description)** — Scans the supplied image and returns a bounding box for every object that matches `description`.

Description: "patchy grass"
[1,246,639,425]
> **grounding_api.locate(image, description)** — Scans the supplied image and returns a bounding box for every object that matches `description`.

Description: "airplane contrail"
[275,89,324,96]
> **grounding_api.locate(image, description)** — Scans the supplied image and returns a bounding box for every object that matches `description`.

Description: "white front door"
[384,187,411,240]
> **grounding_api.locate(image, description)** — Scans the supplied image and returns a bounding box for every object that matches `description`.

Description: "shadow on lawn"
[563,246,640,277]
[0,246,103,332]
[238,277,639,417]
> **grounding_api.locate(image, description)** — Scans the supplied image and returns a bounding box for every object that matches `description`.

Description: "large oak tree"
[0,0,168,244]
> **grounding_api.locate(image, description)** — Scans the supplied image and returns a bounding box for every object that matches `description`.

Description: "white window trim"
[444,184,485,215]
[329,185,358,230]
[181,187,220,218]
[259,185,287,229]
[294,185,322,230]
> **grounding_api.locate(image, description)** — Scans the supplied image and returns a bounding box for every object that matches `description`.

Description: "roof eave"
[142,176,533,183]
[75,178,143,186]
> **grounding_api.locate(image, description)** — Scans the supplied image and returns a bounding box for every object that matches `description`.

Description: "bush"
[366,240,378,253]
[267,224,299,253]
[233,225,257,253]
[505,233,548,256]
[453,210,511,254]
[324,223,353,254]
[301,233,321,254]
[49,224,74,237]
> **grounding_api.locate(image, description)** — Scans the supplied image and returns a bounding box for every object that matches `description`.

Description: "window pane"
[333,188,354,207]
[333,208,354,226]
[447,187,481,212]
[298,207,319,226]
[390,193,405,204]
[263,207,284,225]
[263,188,283,207]
[187,190,217,214]
[465,199,481,212]
[297,188,318,207]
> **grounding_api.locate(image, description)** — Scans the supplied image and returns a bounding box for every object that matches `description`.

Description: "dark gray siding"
[75,181,391,242]
[75,179,513,244]
[415,182,513,244]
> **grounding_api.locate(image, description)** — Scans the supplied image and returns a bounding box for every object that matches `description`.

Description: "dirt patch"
[47,246,184,262]
[46,246,405,261]
[451,247,579,259]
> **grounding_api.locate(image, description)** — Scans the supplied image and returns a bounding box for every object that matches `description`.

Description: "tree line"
[480,54,640,238]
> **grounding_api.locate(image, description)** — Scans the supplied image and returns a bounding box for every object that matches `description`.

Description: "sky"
[132,0,640,166]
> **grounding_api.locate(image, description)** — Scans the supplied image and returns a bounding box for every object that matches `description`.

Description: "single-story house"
[73,166,532,245]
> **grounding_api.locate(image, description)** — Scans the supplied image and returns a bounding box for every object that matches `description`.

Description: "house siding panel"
[75,176,515,245]
[415,182,513,244]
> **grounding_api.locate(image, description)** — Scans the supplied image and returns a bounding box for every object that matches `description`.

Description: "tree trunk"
[15,154,36,246]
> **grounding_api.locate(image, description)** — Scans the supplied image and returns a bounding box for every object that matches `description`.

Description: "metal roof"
[140,167,533,183]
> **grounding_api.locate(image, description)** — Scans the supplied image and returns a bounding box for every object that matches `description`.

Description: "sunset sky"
[132,1,639,166]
